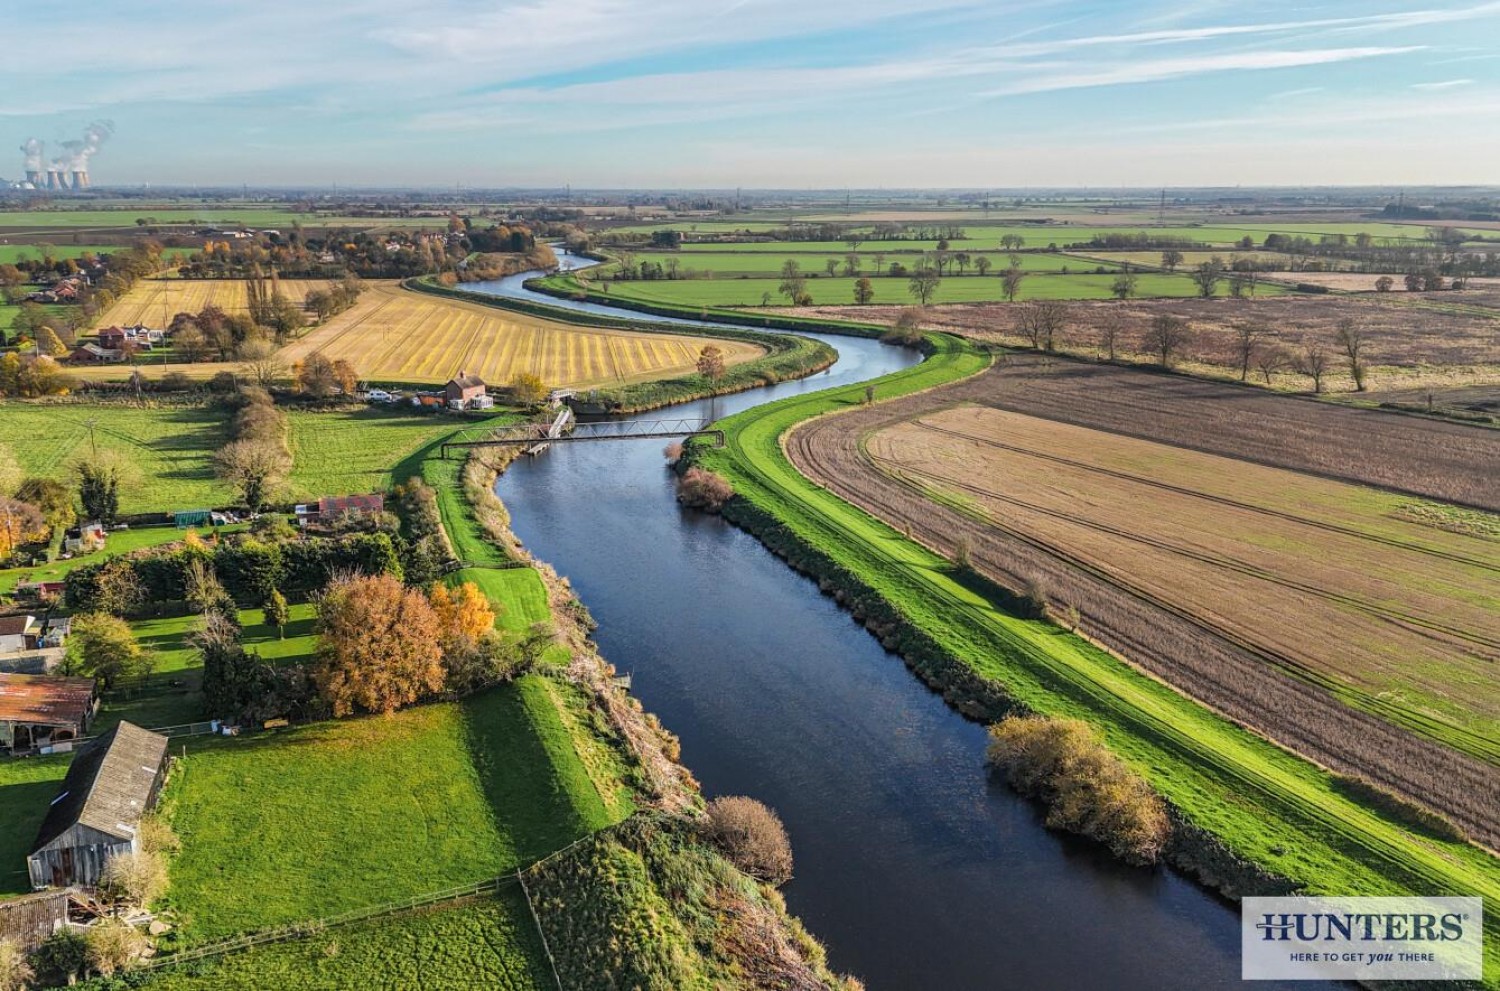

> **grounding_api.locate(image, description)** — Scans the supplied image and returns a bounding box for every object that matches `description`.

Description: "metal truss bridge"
[439,417,723,459]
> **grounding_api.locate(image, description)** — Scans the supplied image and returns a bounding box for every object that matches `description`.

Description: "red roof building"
[0,674,98,751]
[444,371,486,404]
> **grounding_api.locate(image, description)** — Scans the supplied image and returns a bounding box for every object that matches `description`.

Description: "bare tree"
[1160,249,1184,272]
[1016,301,1066,351]
[1142,315,1190,367]
[974,255,993,278]
[1002,263,1027,302]
[908,268,941,305]
[1334,319,1367,391]
[825,258,839,278]
[843,253,860,277]
[1098,311,1126,361]
[1190,258,1225,298]
[1254,345,1289,386]
[1231,323,1267,382]
[1297,341,1331,393]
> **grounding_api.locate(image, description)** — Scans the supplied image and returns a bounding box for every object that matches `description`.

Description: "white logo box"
[1243,896,1483,981]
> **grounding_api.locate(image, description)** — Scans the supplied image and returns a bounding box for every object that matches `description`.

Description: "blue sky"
[3,0,1498,187]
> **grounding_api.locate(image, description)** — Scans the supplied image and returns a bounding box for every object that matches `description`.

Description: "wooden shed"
[27,722,169,890]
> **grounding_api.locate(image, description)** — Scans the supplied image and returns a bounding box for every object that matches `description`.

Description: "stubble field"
[100,277,335,326]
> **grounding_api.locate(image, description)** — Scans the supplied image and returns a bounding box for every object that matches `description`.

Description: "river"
[467,255,1313,990]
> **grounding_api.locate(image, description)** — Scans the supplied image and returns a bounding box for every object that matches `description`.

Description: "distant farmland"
[278,283,762,388]
[582,271,1267,308]
[786,356,1500,844]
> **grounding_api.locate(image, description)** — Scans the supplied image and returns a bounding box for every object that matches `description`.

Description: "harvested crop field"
[799,294,1500,391]
[787,357,1500,842]
[876,355,1500,509]
[868,407,1498,739]
[101,278,334,326]
[278,283,762,388]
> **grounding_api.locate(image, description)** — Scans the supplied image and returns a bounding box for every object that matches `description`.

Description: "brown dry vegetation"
[914,355,1499,509]
[869,406,1498,740]
[801,295,1500,392]
[786,358,1500,844]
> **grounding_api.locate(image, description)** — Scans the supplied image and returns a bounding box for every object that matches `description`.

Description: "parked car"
[366,389,393,402]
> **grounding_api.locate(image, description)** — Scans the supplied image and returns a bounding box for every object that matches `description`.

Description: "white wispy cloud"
[1412,78,1475,89]
[985,47,1423,96]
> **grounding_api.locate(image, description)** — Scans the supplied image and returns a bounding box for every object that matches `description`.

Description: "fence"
[140,813,652,975]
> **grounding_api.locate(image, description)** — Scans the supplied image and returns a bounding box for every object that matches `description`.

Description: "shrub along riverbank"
[685,331,1500,981]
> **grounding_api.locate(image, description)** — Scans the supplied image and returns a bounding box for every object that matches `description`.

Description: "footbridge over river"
[439,416,724,459]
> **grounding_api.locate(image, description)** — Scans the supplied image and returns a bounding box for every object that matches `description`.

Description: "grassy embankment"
[688,332,1500,982]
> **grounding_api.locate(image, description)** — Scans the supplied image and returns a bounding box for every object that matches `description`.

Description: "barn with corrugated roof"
[27,721,169,889]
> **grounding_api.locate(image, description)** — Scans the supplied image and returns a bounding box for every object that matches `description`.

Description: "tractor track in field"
[908,418,1500,575]
[868,446,1500,661]
[785,362,1500,846]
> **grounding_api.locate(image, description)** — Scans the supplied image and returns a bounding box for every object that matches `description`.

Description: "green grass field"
[0,753,73,895]
[630,249,1114,275]
[161,676,619,941]
[284,408,515,503]
[123,894,551,991]
[585,271,1278,307]
[693,333,1500,979]
[617,221,1435,245]
[0,209,303,230]
[0,403,516,517]
[0,404,230,516]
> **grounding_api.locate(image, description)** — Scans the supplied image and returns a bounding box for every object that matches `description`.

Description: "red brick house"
[444,371,486,405]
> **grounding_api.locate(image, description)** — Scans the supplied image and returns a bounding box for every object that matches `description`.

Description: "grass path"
[693,333,1500,982]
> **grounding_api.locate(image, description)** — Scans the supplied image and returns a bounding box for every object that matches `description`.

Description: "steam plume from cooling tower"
[19,138,44,185]
[27,120,113,189]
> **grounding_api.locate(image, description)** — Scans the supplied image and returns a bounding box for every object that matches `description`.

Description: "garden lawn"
[97,602,318,733]
[121,894,550,991]
[0,753,73,895]
[162,676,617,941]
[694,332,1500,979]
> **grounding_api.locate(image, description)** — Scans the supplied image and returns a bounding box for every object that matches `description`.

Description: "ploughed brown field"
[787,355,1500,844]
[799,295,1500,392]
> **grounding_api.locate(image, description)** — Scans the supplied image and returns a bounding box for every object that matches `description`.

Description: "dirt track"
[786,354,1500,845]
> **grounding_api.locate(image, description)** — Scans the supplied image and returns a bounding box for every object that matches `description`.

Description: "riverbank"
[428,421,863,989]
[684,331,1500,984]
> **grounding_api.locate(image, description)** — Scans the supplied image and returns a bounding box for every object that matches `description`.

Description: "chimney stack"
[46,170,66,190]
[71,171,88,189]
[24,171,42,186]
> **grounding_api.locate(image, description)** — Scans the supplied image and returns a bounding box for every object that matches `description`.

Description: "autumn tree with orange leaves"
[429,581,496,653]
[313,573,444,716]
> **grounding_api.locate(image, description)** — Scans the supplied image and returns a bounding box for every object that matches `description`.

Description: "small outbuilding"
[0,673,98,751]
[27,721,169,890]
[0,615,38,654]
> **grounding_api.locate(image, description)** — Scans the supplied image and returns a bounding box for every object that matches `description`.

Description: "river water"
[467,256,1312,990]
